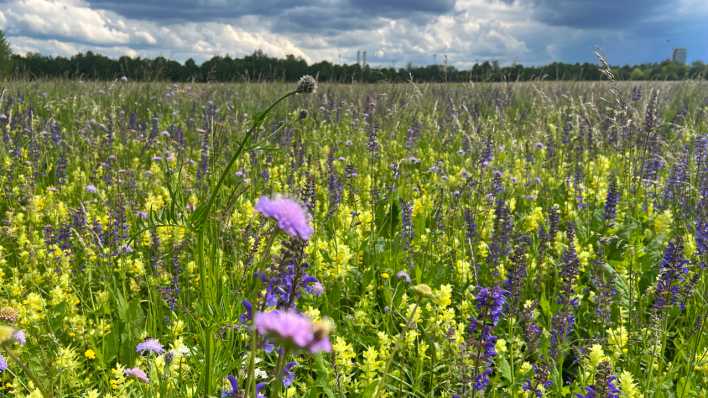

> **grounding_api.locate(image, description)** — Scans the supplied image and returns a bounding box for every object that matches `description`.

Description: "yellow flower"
[56,346,80,373]
[495,339,508,354]
[587,344,607,369]
[608,326,628,357]
[520,361,533,374]
[434,284,452,308]
[455,260,471,282]
[654,210,673,235]
[84,349,96,360]
[618,370,643,398]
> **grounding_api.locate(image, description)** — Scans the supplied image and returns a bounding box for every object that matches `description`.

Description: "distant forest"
[4,49,708,82]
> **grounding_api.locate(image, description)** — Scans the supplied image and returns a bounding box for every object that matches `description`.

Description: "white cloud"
[0,0,703,66]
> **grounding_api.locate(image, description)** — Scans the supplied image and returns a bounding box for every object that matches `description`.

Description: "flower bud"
[296,75,317,94]
[412,283,433,298]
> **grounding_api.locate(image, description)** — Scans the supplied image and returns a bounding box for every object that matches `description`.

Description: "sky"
[0,0,706,68]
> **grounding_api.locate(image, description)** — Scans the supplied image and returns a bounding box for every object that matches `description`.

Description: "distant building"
[672,48,687,64]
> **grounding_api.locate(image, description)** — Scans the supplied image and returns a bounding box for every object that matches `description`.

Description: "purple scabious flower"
[306,281,324,296]
[0,353,7,373]
[136,338,165,355]
[86,184,98,193]
[12,330,26,345]
[254,310,331,354]
[396,270,411,284]
[255,196,313,240]
[124,367,149,383]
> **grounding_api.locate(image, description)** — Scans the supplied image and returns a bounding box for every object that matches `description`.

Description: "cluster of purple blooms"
[463,286,506,392]
[653,239,690,311]
[223,194,329,397]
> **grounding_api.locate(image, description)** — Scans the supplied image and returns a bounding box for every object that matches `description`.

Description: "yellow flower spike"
[618,370,643,398]
[587,344,607,369]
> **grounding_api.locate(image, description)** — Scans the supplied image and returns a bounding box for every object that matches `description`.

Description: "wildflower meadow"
[0,77,706,397]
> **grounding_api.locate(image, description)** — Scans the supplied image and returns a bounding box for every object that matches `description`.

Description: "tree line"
[0,33,706,82]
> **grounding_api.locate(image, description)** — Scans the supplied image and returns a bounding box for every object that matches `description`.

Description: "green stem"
[3,347,53,398]
[373,302,419,397]
[194,90,297,229]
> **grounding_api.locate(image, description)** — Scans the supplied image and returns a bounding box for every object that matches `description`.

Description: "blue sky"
[0,0,706,67]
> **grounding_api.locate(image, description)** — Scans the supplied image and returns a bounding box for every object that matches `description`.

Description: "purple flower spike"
[254,310,331,354]
[0,353,7,373]
[124,367,149,383]
[255,195,313,240]
[136,338,164,355]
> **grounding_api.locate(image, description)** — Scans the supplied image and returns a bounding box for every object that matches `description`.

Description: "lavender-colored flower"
[255,196,313,240]
[86,184,98,193]
[136,338,165,355]
[254,310,331,353]
[124,367,149,383]
[396,270,411,283]
[12,330,26,346]
[0,353,7,373]
[306,281,324,296]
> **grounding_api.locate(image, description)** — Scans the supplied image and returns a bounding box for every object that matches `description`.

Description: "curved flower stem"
[273,347,292,398]
[192,90,297,230]
[246,327,258,398]
[3,348,53,398]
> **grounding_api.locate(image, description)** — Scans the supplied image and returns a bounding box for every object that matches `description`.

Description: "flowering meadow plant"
[0,78,706,397]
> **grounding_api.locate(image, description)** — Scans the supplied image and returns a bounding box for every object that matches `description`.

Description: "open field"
[0,79,706,397]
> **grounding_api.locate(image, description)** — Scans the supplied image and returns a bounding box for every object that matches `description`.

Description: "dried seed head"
[0,307,18,324]
[296,75,317,94]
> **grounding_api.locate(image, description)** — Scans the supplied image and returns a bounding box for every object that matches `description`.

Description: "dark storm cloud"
[85,0,311,21]
[494,0,671,29]
[350,0,456,16]
[531,0,668,28]
[86,0,456,23]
